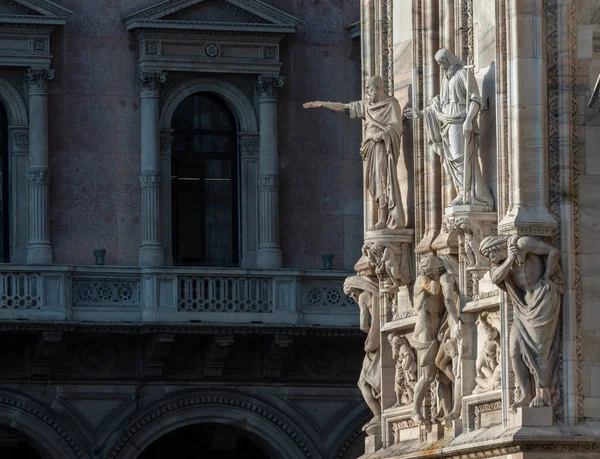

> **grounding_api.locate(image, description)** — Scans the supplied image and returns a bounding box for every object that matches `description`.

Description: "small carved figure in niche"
[473,311,501,394]
[344,277,381,434]
[480,235,564,409]
[455,217,486,267]
[405,48,493,208]
[388,333,417,406]
[410,255,461,424]
[304,76,405,230]
[362,242,412,289]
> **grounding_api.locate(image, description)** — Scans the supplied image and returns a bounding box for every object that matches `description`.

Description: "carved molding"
[160,78,258,132]
[239,135,259,159]
[0,390,87,459]
[107,390,316,459]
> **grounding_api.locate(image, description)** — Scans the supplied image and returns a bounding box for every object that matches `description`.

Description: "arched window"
[171,93,239,266]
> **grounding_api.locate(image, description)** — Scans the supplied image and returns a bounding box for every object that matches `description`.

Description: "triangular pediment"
[123,0,300,33]
[0,0,71,23]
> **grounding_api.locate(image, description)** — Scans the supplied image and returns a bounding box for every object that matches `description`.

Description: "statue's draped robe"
[361,299,381,400]
[422,67,493,207]
[491,247,563,400]
[349,97,405,227]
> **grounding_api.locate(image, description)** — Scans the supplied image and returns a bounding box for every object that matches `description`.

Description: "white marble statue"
[410,255,462,424]
[344,276,381,433]
[389,333,417,406]
[473,311,501,394]
[304,76,405,230]
[405,48,493,208]
[480,235,563,409]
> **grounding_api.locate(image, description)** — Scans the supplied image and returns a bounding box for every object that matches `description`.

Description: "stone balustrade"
[0,265,358,326]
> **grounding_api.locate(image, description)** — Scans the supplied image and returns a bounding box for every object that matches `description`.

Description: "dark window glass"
[0,103,8,262]
[171,93,238,266]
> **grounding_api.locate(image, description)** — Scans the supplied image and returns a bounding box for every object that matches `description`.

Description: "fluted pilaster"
[256,76,284,269]
[26,68,53,264]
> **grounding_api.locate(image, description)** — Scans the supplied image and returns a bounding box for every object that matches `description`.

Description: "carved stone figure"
[405,48,493,208]
[410,255,462,424]
[362,242,412,289]
[304,76,405,229]
[344,276,381,434]
[473,311,501,394]
[388,333,417,406]
[480,235,563,409]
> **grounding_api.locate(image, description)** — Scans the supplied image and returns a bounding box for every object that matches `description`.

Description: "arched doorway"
[0,426,44,459]
[138,423,271,459]
[170,92,239,267]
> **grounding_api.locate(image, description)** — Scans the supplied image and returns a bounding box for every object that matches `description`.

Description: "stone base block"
[138,244,164,266]
[364,434,382,454]
[444,419,462,438]
[509,406,553,428]
[256,247,282,269]
[27,243,52,265]
[425,422,444,443]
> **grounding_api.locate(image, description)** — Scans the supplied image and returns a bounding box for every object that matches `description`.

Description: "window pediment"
[0,0,71,68]
[123,0,301,34]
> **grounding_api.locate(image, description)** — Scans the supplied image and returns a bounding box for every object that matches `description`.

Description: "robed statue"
[304,76,406,230]
[405,48,493,208]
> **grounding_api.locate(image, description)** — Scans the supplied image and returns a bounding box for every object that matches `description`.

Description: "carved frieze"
[388,333,416,407]
[473,311,501,394]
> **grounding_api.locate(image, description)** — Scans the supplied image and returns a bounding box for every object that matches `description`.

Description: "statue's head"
[366,75,386,103]
[418,255,445,277]
[479,236,509,264]
[434,48,464,76]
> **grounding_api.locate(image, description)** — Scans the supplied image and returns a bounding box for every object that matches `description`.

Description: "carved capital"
[12,133,28,152]
[140,172,162,188]
[257,75,284,98]
[28,169,50,184]
[139,71,167,93]
[259,173,279,190]
[26,68,54,93]
[159,133,173,156]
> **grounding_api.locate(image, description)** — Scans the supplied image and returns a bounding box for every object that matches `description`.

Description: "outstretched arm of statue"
[359,300,370,334]
[303,101,349,112]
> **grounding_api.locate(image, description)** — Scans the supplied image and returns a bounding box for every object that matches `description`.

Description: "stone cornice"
[0,320,363,337]
[123,0,300,26]
[125,19,296,34]
[123,0,300,34]
[0,0,72,23]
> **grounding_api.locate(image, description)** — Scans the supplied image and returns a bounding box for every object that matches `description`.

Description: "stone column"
[138,71,166,267]
[26,68,54,265]
[256,75,283,269]
[498,0,556,235]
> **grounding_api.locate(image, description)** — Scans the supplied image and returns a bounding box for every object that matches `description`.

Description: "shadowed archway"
[138,423,271,459]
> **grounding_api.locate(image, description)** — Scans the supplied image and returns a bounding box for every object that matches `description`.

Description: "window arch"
[170,93,239,266]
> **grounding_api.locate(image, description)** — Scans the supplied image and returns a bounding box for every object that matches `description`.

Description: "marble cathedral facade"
[344,0,600,458]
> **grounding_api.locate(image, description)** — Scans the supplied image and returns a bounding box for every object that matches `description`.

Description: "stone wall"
[21,0,363,270]
[576,0,600,420]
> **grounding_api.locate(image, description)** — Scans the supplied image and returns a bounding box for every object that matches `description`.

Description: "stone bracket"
[204,335,235,378]
[262,334,293,378]
[143,333,175,377]
[31,331,63,377]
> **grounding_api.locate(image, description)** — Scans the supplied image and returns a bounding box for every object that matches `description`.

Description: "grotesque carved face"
[418,255,444,278]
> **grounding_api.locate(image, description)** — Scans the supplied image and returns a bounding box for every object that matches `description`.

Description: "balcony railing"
[0,265,358,326]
